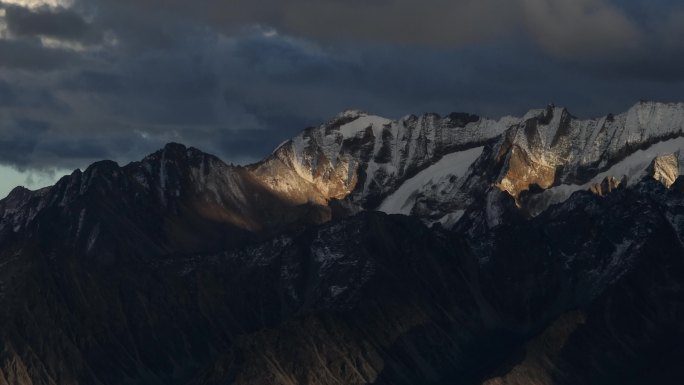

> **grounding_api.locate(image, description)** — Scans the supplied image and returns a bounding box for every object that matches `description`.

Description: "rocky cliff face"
[1,102,684,385]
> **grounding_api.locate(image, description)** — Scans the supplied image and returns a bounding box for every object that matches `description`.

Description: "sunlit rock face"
[589,176,623,197]
[495,144,557,201]
[650,153,679,187]
[249,112,376,207]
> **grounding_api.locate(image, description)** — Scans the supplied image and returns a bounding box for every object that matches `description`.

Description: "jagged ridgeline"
[1,101,684,385]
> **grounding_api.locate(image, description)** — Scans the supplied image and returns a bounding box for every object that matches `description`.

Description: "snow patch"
[434,210,465,228]
[330,285,347,297]
[272,139,290,155]
[87,224,100,253]
[313,244,345,264]
[76,208,86,238]
[378,147,484,215]
[338,115,391,139]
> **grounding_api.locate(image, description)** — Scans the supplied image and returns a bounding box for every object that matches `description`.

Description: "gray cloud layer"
[5,5,96,41]
[1,0,684,177]
[81,0,684,60]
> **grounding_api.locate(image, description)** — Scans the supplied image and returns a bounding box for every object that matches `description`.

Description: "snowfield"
[378,147,484,215]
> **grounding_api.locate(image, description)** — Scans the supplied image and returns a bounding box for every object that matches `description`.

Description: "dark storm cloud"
[520,0,641,58]
[0,76,71,112]
[0,136,40,168]
[4,5,98,42]
[0,118,46,167]
[16,118,51,133]
[39,138,110,159]
[62,70,123,93]
[76,0,684,80]
[0,111,120,171]
[0,80,16,106]
[81,0,663,57]
[0,38,79,70]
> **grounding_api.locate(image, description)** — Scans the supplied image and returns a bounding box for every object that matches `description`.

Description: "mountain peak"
[157,142,193,160]
[335,109,367,120]
[163,141,187,152]
[141,142,219,166]
[7,185,30,197]
[446,112,480,126]
[84,160,120,174]
[519,104,571,123]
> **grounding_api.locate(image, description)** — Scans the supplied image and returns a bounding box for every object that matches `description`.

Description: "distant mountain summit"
[1,102,684,384]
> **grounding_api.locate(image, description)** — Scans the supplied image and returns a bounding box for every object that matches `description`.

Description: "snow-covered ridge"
[338,114,391,140]
[251,101,684,227]
[251,110,515,208]
[4,102,684,237]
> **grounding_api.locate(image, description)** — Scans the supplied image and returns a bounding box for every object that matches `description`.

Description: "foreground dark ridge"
[0,101,683,384]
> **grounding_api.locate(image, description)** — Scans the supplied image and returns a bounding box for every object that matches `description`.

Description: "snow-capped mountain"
[253,101,684,227]
[1,101,684,385]
[4,101,683,240]
[250,110,512,208]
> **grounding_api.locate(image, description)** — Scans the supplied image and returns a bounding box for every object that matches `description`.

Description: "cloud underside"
[0,0,683,178]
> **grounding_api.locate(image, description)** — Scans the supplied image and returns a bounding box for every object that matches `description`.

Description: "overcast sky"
[2,0,684,197]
